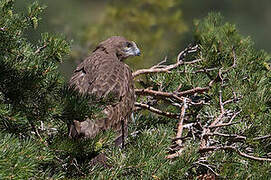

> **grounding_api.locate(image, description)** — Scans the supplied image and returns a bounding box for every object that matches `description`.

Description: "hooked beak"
[132,41,141,56]
[134,47,141,56]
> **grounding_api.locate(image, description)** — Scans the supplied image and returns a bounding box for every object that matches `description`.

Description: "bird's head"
[94,36,141,61]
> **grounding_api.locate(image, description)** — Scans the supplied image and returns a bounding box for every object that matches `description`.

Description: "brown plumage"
[68,36,140,142]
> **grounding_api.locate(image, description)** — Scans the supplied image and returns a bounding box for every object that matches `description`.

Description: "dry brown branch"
[133,59,202,77]
[134,102,180,119]
[166,149,185,159]
[209,110,241,128]
[199,146,271,162]
[166,98,188,159]
[132,45,200,77]
[176,87,209,96]
[209,121,240,129]
[201,91,228,149]
[253,134,271,141]
[209,90,226,127]
[193,67,218,74]
[205,132,246,141]
[135,88,184,102]
[135,87,209,103]
[35,44,47,54]
[193,161,219,177]
[206,132,271,143]
[176,98,188,146]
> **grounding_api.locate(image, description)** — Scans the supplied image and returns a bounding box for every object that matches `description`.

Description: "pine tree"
[0,0,70,178]
[1,0,270,179]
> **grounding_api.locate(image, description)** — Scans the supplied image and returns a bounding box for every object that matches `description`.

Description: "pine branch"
[132,45,200,77]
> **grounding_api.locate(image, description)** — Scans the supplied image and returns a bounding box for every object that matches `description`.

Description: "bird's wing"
[69,53,132,102]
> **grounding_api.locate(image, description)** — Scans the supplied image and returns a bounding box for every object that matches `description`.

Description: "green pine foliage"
[0,0,69,178]
[1,0,270,179]
[134,13,271,179]
[0,0,69,137]
[0,1,118,178]
[0,132,59,179]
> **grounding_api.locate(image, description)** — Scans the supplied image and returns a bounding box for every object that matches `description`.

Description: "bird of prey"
[68,36,140,145]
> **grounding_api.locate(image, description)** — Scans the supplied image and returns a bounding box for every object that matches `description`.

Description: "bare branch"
[151,56,168,69]
[134,102,180,119]
[135,87,209,103]
[166,148,185,159]
[176,87,209,96]
[35,44,47,54]
[205,132,246,141]
[135,88,184,102]
[193,67,218,74]
[253,134,271,141]
[209,110,241,128]
[209,121,240,129]
[193,161,220,177]
[199,146,271,162]
[166,98,189,159]
[176,98,188,146]
[133,45,200,77]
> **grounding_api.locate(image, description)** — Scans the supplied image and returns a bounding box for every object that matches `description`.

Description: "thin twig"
[166,99,188,159]
[193,67,218,74]
[35,44,47,54]
[135,88,184,102]
[194,161,220,177]
[72,158,86,176]
[199,146,271,162]
[135,87,208,103]
[133,45,200,77]
[205,132,246,141]
[176,98,188,146]
[134,102,180,119]
[253,134,271,141]
[176,87,209,96]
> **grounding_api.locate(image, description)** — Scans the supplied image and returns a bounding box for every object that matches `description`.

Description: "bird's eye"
[127,42,132,48]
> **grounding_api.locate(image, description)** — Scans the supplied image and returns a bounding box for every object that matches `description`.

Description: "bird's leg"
[121,119,125,149]
[114,118,128,148]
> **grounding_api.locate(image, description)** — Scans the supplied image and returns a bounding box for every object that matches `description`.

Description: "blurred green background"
[15,0,271,78]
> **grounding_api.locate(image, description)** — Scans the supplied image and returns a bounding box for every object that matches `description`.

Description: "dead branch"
[135,87,209,102]
[209,110,241,128]
[134,102,180,119]
[199,146,271,162]
[176,87,209,96]
[133,45,200,77]
[166,98,188,159]
[135,88,184,102]
[132,59,202,77]
[193,67,218,74]
[205,132,246,141]
[176,98,188,146]
[208,121,240,129]
[133,43,271,175]
[253,134,271,141]
[35,44,47,54]
[193,161,220,177]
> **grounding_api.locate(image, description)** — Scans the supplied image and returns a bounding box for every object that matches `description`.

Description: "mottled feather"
[68,36,139,139]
